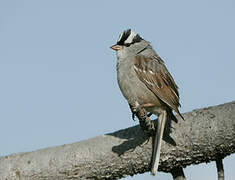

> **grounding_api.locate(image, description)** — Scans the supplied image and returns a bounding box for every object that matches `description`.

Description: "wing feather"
[134,55,184,119]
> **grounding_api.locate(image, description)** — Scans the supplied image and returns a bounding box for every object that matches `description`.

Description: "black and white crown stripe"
[117,29,143,46]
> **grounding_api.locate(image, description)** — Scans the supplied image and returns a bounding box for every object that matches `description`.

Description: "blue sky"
[0,0,235,179]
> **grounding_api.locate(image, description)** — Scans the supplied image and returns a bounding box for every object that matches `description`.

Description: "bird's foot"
[129,104,138,121]
[130,103,154,121]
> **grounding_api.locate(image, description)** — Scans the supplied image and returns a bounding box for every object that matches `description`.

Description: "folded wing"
[134,55,184,119]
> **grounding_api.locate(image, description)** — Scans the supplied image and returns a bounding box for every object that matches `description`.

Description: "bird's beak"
[110,44,121,51]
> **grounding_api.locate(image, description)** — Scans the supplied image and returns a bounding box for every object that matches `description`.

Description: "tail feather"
[168,108,184,123]
[168,109,178,123]
[175,109,184,120]
[151,110,167,175]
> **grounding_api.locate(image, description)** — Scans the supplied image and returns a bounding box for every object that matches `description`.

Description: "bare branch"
[0,101,235,180]
[171,167,186,180]
[216,158,224,180]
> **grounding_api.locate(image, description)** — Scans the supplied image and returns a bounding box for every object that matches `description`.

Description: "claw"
[129,103,137,121]
[132,112,136,121]
[131,107,137,121]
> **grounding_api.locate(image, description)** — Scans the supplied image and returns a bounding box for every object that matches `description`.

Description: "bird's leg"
[129,103,156,135]
[129,103,155,121]
[151,110,167,175]
[141,103,155,109]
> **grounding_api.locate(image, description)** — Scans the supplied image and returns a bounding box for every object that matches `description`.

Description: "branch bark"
[1,101,235,180]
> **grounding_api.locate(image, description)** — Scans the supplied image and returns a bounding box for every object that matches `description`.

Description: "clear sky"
[0,0,235,179]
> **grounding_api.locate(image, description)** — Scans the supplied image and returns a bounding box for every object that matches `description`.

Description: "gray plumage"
[111,29,183,175]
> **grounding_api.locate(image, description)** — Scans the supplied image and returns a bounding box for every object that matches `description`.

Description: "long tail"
[151,110,167,175]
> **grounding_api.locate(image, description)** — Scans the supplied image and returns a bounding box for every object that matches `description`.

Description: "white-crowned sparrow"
[110,29,184,175]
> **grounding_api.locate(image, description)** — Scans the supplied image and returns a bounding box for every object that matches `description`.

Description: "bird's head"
[110,29,143,51]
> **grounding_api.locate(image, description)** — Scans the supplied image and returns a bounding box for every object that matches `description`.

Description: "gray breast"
[116,56,158,106]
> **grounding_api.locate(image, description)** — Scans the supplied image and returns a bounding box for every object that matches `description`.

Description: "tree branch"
[171,167,186,180]
[216,158,224,180]
[1,101,235,180]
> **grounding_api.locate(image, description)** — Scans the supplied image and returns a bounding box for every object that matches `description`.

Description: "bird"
[110,29,184,175]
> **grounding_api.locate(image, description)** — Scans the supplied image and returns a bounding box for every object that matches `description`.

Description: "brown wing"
[134,55,184,119]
